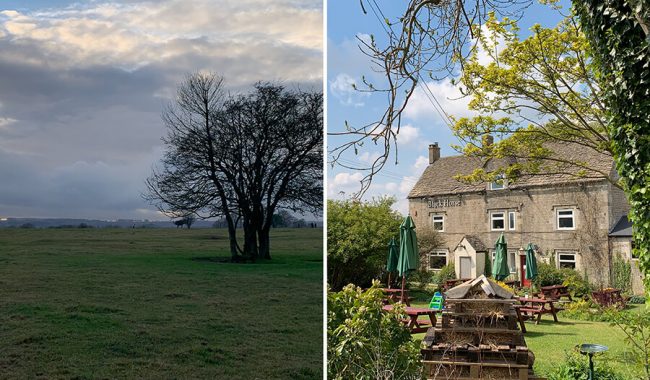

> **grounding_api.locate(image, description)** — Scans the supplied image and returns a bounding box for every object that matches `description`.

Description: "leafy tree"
[327,197,402,290]
[328,282,422,380]
[573,0,650,291]
[451,10,617,187]
[417,225,443,259]
[146,73,323,260]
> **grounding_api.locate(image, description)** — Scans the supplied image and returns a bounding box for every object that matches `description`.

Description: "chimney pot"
[429,143,440,164]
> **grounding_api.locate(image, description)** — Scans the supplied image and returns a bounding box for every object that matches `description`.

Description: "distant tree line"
[173,215,195,229]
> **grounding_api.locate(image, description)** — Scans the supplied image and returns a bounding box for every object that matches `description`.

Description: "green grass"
[411,300,644,378]
[0,228,323,379]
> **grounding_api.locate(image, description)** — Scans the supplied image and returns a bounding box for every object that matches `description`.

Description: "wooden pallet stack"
[421,276,544,380]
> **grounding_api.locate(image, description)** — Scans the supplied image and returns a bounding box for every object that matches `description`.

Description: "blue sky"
[0,0,322,220]
[327,0,570,215]
[0,1,77,9]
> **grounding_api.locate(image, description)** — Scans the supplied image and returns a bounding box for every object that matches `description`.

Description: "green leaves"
[327,283,422,380]
[574,0,650,293]
[453,7,611,186]
[327,198,402,290]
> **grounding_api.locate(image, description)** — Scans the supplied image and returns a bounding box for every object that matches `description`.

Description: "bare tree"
[146,73,322,260]
[145,72,242,258]
[217,84,323,259]
[329,0,534,196]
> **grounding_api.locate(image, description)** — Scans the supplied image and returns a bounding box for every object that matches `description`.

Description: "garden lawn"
[411,301,644,378]
[0,228,323,379]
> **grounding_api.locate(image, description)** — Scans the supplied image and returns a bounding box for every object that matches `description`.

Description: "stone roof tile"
[408,142,614,198]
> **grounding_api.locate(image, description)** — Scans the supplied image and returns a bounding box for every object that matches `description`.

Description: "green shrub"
[534,262,564,287]
[612,254,632,294]
[410,270,433,291]
[515,286,535,297]
[327,281,422,380]
[432,264,456,290]
[327,198,402,290]
[558,299,619,322]
[560,269,593,299]
[546,351,625,380]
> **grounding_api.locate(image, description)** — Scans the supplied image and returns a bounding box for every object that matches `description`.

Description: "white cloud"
[329,73,369,107]
[328,171,364,198]
[327,153,430,215]
[475,23,507,66]
[402,23,508,125]
[395,124,420,146]
[358,151,380,165]
[0,117,16,130]
[403,78,475,123]
[384,182,398,193]
[0,1,322,85]
[356,33,371,46]
[413,155,429,173]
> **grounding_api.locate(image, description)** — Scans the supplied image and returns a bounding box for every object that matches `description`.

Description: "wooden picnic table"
[517,296,562,325]
[383,305,437,334]
[381,288,411,306]
[539,285,572,301]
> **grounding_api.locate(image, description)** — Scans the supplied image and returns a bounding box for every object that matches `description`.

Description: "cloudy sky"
[0,0,322,220]
[327,0,568,215]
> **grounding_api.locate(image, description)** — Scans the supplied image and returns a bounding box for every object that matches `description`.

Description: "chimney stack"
[429,143,440,164]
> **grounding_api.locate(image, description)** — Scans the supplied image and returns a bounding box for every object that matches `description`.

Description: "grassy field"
[0,227,323,379]
[411,299,644,378]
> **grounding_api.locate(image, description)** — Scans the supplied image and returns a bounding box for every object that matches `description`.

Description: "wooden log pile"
[421,276,545,380]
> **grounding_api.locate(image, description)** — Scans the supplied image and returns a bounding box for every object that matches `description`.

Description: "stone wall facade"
[409,181,622,286]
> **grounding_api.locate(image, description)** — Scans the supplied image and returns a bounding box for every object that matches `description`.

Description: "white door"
[460,257,472,279]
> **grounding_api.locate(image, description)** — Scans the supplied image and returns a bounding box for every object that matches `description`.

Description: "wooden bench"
[383,305,437,334]
[517,297,560,325]
[540,285,572,301]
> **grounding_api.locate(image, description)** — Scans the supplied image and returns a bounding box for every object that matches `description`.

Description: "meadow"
[411,298,645,378]
[0,227,323,379]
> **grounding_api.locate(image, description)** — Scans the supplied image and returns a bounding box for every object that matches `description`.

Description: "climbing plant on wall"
[573,0,650,291]
[612,254,632,293]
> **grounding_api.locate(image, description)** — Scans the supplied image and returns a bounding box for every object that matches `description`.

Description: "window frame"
[556,208,576,230]
[431,214,445,232]
[556,251,577,269]
[489,174,507,190]
[490,211,506,231]
[508,211,516,231]
[428,250,448,271]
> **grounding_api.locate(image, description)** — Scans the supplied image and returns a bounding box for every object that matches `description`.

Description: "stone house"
[408,142,638,290]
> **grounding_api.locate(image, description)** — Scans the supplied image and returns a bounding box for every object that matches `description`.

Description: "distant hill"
[0,217,322,229]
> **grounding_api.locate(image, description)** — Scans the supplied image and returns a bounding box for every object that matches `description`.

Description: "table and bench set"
[381,284,570,334]
[381,288,442,333]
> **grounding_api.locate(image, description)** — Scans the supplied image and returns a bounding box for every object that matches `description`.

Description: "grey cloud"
[0,0,322,219]
[0,147,163,219]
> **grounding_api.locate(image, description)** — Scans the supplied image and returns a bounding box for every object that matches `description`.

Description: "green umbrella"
[397,215,419,301]
[386,237,399,288]
[525,243,538,280]
[492,233,510,281]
